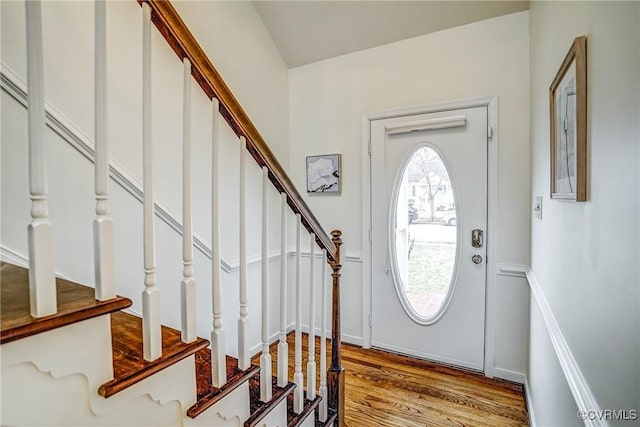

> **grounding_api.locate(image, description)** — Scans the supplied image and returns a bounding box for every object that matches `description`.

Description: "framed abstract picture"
[306,154,341,193]
[550,35,587,201]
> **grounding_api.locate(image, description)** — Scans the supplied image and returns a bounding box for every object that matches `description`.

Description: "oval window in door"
[391,146,458,324]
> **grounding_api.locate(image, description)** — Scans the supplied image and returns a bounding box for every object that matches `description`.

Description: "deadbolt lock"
[472,229,483,248]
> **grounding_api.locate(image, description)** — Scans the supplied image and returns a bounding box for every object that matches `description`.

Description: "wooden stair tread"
[0,263,132,344]
[99,311,209,397]
[245,374,296,427]
[187,349,260,418]
[287,394,321,427]
[315,408,337,427]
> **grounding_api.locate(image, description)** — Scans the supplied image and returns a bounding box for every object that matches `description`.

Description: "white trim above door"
[361,96,499,377]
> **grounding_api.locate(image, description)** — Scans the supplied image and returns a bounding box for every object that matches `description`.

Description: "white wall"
[288,12,531,378]
[529,1,640,424]
[1,0,290,355]
[172,0,290,167]
[528,304,581,426]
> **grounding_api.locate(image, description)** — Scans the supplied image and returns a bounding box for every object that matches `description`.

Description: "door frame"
[361,96,499,377]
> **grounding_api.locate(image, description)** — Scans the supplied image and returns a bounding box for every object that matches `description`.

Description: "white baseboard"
[250,329,285,357]
[0,246,28,268]
[299,324,363,347]
[524,376,537,427]
[341,333,363,346]
[1,245,74,282]
[248,324,361,357]
[493,368,525,384]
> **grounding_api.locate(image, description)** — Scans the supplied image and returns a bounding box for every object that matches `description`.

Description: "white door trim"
[361,96,499,377]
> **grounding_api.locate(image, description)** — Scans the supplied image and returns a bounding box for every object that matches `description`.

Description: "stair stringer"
[1,361,186,426]
[256,398,289,427]
[183,381,250,427]
[1,314,194,413]
[1,315,114,392]
[298,411,316,427]
[0,314,245,426]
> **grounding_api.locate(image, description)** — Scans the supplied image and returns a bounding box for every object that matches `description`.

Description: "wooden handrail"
[138,0,337,261]
[139,3,346,423]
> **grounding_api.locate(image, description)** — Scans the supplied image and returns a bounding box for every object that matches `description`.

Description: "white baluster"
[238,137,250,370]
[260,167,272,402]
[293,214,304,413]
[210,98,227,386]
[93,0,116,302]
[141,2,161,361]
[25,0,56,318]
[277,193,288,387]
[318,250,328,422]
[306,234,317,400]
[180,58,196,343]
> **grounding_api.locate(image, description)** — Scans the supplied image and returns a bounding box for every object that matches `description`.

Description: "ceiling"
[252,1,529,68]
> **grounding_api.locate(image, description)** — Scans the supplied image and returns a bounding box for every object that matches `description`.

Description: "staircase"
[0,1,345,426]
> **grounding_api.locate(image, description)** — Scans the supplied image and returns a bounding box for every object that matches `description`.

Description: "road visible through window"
[393,146,457,321]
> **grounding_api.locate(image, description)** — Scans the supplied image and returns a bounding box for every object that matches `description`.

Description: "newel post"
[328,230,345,427]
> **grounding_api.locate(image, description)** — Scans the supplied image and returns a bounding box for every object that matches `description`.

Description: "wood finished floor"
[253,334,529,427]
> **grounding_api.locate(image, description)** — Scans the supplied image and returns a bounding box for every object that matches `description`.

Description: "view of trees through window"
[395,146,457,319]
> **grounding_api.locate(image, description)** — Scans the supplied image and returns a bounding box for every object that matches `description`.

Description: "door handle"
[472,255,483,264]
[472,229,483,248]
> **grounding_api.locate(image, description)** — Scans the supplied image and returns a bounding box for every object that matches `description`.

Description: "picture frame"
[550,35,587,201]
[306,154,341,193]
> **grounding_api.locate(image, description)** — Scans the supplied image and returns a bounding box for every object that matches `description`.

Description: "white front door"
[370,106,488,370]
